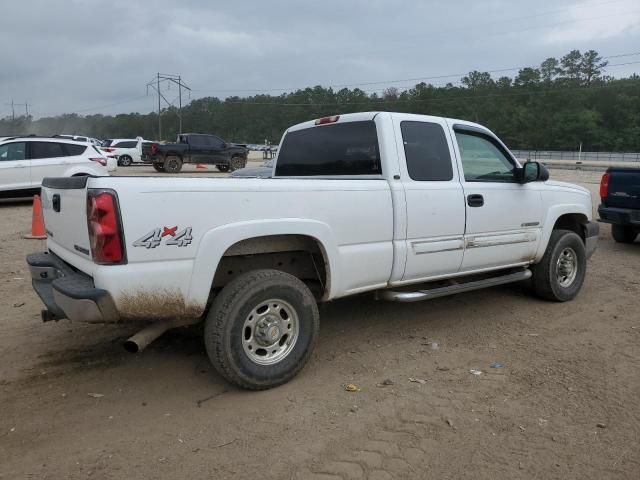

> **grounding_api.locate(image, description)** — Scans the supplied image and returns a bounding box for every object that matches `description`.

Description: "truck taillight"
[87,190,125,264]
[150,143,158,154]
[599,172,610,199]
[315,115,340,125]
[90,157,107,166]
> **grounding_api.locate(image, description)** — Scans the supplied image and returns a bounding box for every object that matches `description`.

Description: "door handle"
[467,194,484,207]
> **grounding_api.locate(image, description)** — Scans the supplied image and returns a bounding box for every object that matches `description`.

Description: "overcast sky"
[1,0,639,118]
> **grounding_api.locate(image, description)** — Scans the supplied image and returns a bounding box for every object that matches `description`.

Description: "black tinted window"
[401,122,453,181]
[30,142,66,159]
[209,136,224,148]
[114,141,137,148]
[276,121,381,176]
[64,144,87,156]
[188,135,208,147]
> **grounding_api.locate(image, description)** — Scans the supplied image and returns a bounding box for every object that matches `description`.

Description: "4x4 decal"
[133,226,193,248]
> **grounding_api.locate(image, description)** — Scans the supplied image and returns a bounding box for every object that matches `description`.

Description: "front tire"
[163,156,182,173]
[229,156,246,172]
[531,229,586,302]
[204,269,320,390]
[611,225,638,244]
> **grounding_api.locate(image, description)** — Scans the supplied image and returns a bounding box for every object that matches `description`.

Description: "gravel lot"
[1,167,639,479]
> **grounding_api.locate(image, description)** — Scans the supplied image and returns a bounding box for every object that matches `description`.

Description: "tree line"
[2,49,639,151]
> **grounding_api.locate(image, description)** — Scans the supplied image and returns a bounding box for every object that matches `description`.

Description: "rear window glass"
[401,121,453,181]
[275,121,381,176]
[64,144,87,156]
[30,142,66,159]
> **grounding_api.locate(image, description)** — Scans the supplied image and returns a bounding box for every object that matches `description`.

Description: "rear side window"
[188,135,208,147]
[276,121,381,176]
[114,141,137,148]
[64,144,87,156]
[30,142,66,159]
[401,122,453,181]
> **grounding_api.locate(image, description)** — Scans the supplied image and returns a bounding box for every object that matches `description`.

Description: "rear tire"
[531,229,586,302]
[152,163,165,172]
[119,155,132,167]
[163,156,182,173]
[611,225,637,243]
[216,165,230,173]
[204,269,320,390]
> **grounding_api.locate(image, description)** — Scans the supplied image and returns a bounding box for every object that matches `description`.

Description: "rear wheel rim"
[556,247,578,287]
[241,298,299,365]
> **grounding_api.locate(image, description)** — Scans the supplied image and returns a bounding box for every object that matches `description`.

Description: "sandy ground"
[1,167,639,479]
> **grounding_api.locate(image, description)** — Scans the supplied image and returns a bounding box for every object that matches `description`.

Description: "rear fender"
[187,219,338,307]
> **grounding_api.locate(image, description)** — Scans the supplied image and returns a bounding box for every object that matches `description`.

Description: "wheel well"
[212,235,329,301]
[553,213,589,241]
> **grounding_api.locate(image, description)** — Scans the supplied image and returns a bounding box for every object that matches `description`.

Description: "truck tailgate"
[604,168,640,209]
[41,177,93,265]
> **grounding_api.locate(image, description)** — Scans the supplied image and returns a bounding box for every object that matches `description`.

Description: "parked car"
[100,137,151,166]
[142,133,248,173]
[27,112,598,390]
[0,136,109,198]
[230,158,274,178]
[598,167,640,243]
[55,134,102,147]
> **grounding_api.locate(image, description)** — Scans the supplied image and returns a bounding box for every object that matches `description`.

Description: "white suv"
[101,137,150,166]
[0,136,110,198]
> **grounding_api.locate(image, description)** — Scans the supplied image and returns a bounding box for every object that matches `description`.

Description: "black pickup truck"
[142,133,248,173]
[598,167,640,243]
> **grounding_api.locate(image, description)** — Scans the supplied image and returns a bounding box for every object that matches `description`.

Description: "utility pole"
[146,73,191,140]
[5,100,30,120]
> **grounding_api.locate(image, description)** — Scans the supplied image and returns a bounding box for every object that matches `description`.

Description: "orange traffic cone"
[196,163,207,170]
[24,194,47,239]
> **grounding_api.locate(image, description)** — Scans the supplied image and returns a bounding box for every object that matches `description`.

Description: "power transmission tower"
[146,73,191,139]
[4,100,31,120]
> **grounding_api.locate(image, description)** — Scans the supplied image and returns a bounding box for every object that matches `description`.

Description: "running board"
[378,269,532,302]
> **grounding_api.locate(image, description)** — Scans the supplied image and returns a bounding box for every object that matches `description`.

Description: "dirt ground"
[1,167,639,479]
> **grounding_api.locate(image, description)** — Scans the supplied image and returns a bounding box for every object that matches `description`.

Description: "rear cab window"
[275,121,381,176]
[401,121,453,181]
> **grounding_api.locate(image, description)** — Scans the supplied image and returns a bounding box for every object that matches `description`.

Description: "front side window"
[401,121,453,181]
[0,142,26,161]
[276,121,381,176]
[455,132,516,182]
[30,142,66,160]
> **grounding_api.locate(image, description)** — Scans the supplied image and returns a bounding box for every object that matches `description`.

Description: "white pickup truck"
[28,112,598,389]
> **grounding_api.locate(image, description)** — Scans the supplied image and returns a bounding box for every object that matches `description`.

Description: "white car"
[0,136,109,198]
[101,137,150,166]
[29,112,598,390]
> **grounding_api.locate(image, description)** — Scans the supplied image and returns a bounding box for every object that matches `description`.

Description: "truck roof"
[286,111,490,135]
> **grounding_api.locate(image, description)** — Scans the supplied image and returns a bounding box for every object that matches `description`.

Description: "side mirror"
[521,161,549,183]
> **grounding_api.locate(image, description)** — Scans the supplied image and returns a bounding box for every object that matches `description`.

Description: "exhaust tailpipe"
[124,317,201,353]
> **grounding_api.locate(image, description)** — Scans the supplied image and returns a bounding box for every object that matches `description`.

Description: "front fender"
[534,203,591,262]
[186,219,339,307]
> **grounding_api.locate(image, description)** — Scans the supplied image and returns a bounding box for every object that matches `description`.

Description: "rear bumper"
[27,252,119,323]
[585,221,599,259]
[598,205,640,226]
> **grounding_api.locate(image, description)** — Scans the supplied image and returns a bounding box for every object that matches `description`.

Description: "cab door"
[450,124,543,272]
[0,142,30,192]
[395,117,466,282]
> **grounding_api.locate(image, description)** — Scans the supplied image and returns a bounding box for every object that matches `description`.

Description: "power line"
[146,73,191,138]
